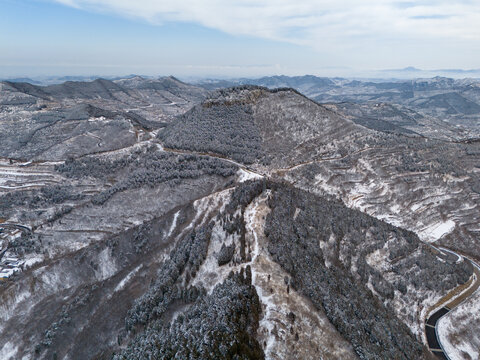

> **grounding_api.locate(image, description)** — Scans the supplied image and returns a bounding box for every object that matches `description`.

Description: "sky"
[1,0,480,78]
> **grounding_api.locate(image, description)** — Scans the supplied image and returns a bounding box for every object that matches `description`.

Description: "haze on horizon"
[1,0,480,79]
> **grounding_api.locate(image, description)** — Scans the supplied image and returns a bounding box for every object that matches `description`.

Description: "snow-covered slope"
[1,80,479,359]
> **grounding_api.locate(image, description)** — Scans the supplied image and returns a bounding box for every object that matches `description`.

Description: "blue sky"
[1,0,479,78]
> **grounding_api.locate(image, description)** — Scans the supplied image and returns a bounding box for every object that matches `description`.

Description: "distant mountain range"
[379,67,480,79]
[0,74,155,86]
[2,67,480,86]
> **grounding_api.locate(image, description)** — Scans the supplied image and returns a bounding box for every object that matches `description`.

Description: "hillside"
[0,78,478,359]
[198,75,480,140]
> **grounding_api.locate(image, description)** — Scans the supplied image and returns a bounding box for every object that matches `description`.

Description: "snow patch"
[418,220,456,243]
[23,254,44,269]
[114,265,142,292]
[190,221,238,294]
[0,289,31,321]
[166,211,180,238]
[244,198,276,357]
[237,168,263,183]
[0,183,47,190]
[187,188,233,232]
[97,248,117,281]
[366,246,388,271]
[0,342,18,360]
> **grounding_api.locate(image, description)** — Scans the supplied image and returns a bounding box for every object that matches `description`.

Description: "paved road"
[425,247,480,359]
[426,306,451,359]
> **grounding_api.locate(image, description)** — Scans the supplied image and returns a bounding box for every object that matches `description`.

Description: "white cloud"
[52,0,480,48]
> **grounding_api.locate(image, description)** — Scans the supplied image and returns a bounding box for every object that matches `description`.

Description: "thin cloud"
[51,0,480,48]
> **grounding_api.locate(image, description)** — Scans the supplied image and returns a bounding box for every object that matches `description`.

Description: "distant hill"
[196,75,480,140]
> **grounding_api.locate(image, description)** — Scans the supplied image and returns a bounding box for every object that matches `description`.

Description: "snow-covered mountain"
[0,77,479,359]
